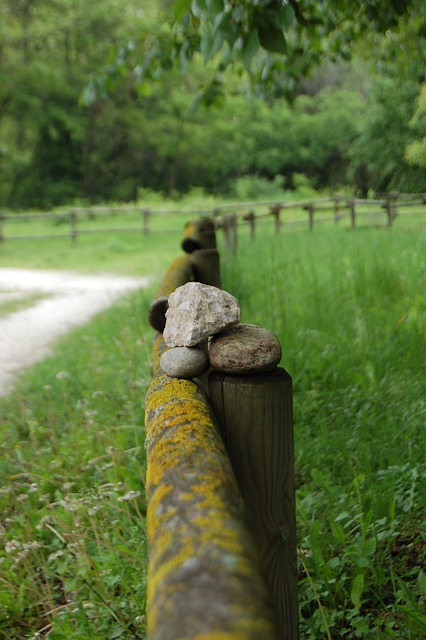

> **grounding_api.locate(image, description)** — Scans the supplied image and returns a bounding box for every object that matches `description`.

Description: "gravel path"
[0,268,151,397]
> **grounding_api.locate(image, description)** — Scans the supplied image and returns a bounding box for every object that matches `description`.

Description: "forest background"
[1,0,426,212]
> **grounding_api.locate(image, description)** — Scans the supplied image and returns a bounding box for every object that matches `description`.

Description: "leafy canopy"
[97,0,417,99]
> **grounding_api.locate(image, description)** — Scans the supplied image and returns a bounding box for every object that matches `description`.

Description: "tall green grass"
[0,221,425,638]
[221,226,426,639]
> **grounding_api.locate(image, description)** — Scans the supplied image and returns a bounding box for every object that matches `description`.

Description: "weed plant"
[221,225,426,639]
[0,218,425,638]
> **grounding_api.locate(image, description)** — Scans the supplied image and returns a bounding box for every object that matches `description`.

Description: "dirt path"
[0,268,151,397]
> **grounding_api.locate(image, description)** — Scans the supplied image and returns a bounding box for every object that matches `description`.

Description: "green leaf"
[257,24,287,54]
[192,0,208,19]
[205,0,224,20]
[328,517,346,545]
[350,573,365,611]
[275,5,295,30]
[327,556,341,569]
[213,13,238,47]
[200,28,224,61]
[241,29,259,67]
[360,538,376,558]
[418,570,426,598]
[173,0,191,22]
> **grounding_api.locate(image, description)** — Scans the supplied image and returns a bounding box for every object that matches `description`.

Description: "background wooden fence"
[0,192,425,243]
[145,220,298,639]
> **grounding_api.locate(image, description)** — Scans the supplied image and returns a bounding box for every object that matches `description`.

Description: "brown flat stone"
[209,324,282,374]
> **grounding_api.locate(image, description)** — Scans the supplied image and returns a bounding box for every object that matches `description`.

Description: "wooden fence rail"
[0,192,424,243]
[145,220,298,639]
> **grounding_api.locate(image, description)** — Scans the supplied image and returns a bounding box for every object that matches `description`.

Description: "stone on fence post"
[209,367,299,640]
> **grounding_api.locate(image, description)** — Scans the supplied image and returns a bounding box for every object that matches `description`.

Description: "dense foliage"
[0,0,425,209]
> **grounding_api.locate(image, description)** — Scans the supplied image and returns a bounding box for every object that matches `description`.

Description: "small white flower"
[84,409,98,418]
[5,539,21,554]
[56,371,70,380]
[118,490,141,502]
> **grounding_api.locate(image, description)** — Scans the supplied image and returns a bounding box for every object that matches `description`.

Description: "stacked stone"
[160,282,282,379]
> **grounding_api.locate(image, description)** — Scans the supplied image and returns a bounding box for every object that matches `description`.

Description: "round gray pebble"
[209,323,282,374]
[160,346,210,379]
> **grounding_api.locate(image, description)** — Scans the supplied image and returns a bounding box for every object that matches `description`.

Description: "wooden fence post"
[333,196,341,223]
[145,337,280,640]
[348,199,356,229]
[244,210,256,240]
[271,204,282,233]
[181,218,217,253]
[0,212,4,242]
[223,214,238,255]
[209,368,298,640]
[142,208,150,234]
[305,204,314,231]
[191,248,221,288]
[384,193,398,227]
[148,254,194,333]
[70,210,78,243]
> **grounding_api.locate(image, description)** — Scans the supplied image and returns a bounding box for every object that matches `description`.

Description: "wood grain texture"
[148,254,194,332]
[145,371,279,640]
[181,219,217,253]
[191,247,221,288]
[209,368,299,640]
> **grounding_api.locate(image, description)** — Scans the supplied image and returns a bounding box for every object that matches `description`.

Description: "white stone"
[160,346,209,379]
[163,282,240,347]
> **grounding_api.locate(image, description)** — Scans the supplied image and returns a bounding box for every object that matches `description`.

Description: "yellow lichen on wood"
[145,367,279,640]
[181,219,217,254]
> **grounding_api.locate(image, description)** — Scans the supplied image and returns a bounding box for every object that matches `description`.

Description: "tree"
[99,1,418,102]
[405,83,426,169]
[0,0,153,208]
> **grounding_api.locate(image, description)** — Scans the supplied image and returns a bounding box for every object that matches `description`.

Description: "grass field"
[222,225,425,639]
[0,214,425,639]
